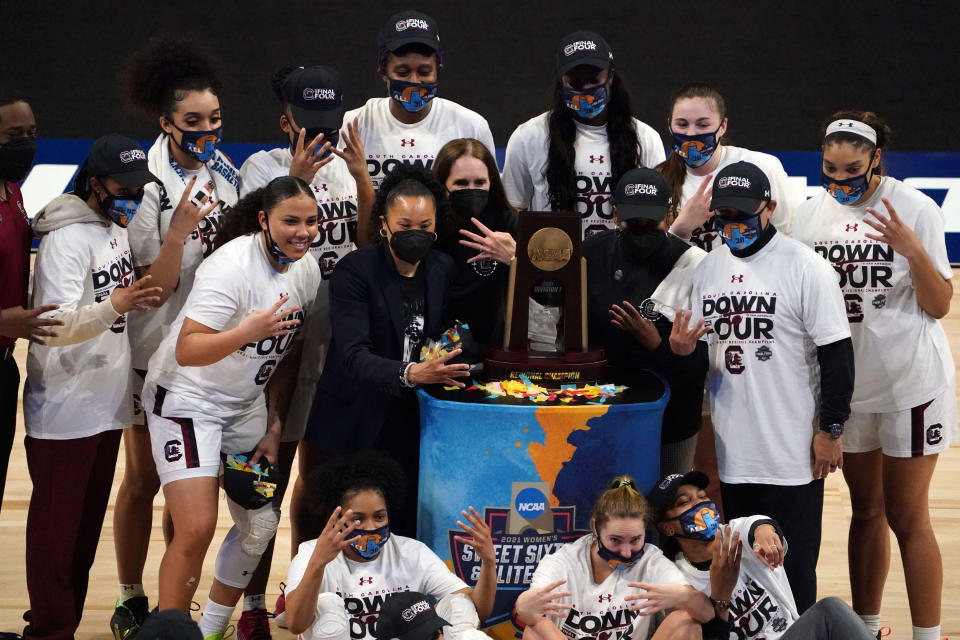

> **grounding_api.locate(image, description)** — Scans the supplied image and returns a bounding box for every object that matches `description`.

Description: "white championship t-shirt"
[673,516,799,640]
[145,232,320,418]
[343,97,495,190]
[240,147,359,280]
[127,156,239,371]
[286,535,469,640]
[529,534,688,640]
[24,221,132,439]
[501,112,666,239]
[689,232,851,485]
[793,177,953,413]
[679,147,799,251]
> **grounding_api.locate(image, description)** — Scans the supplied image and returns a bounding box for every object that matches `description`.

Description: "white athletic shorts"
[844,388,957,457]
[144,382,269,486]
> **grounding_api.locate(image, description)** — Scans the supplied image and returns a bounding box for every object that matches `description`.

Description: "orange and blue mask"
[563,85,608,119]
[389,79,439,113]
[351,524,390,558]
[172,123,222,163]
[98,188,143,228]
[671,128,720,168]
[672,500,720,541]
[716,212,763,251]
[596,532,645,571]
[821,166,872,205]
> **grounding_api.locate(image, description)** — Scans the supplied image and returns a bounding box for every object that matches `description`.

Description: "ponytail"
[215,175,314,251]
[591,475,651,531]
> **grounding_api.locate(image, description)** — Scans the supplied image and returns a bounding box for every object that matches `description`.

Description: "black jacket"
[305,241,455,452]
[583,229,708,443]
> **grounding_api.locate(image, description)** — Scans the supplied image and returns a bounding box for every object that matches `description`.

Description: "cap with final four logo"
[379,10,441,53]
[612,167,671,222]
[85,134,159,187]
[375,592,449,640]
[710,161,772,213]
[282,66,345,130]
[556,30,613,76]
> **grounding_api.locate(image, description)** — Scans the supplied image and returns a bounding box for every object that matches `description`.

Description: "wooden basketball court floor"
[2,299,959,638]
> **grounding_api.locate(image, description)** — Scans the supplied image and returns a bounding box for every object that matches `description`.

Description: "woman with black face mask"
[431,138,517,353]
[582,168,708,477]
[301,165,467,540]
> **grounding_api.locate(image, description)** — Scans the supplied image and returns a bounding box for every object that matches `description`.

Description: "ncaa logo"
[563,40,597,56]
[514,487,547,520]
[119,149,146,163]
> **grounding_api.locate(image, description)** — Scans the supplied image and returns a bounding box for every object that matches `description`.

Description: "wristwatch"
[819,423,844,439]
[709,596,730,612]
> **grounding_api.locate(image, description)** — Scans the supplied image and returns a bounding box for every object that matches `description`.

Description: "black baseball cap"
[85,134,159,187]
[709,161,772,214]
[556,31,614,76]
[221,451,287,510]
[282,66,345,130]
[137,609,203,640]
[379,10,441,54]
[375,592,449,640]
[613,168,671,222]
[647,471,710,521]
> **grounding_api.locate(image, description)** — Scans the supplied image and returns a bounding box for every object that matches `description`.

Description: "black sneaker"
[110,596,150,640]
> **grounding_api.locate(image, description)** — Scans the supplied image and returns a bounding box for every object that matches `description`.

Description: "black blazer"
[305,241,454,452]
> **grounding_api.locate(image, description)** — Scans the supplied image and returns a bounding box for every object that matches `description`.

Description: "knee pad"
[227,496,280,557]
[308,592,349,640]
[435,592,479,640]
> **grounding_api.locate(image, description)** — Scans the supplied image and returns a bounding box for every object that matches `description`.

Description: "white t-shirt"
[689,232,851,485]
[286,535,469,640]
[501,112,666,239]
[673,516,798,640]
[529,534,688,640]
[239,147,359,280]
[343,97,495,190]
[24,221,132,439]
[145,232,321,418]
[127,156,239,370]
[678,147,798,251]
[793,177,953,413]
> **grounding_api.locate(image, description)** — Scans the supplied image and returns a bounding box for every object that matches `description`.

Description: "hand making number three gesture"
[289,127,334,183]
[863,197,924,260]
[310,506,361,566]
[238,294,301,343]
[458,217,517,265]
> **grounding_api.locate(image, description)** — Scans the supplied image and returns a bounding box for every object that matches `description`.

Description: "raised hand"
[169,175,219,240]
[669,309,709,355]
[863,197,924,260]
[710,525,742,605]
[310,506,361,566]
[669,173,714,239]
[609,300,660,350]
[110,274,163,314]
[515,579,573,625]
[453,506,495,564]
[407,348,471,387]
[330,118,367,180]
[289,127,334,183]
[0,304,65,344]
[238,295,301,343]
[458,217,517,264]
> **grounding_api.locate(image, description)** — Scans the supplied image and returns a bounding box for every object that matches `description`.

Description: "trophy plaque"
[484,211,606,384]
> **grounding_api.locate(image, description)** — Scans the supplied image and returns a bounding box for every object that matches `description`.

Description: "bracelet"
[709,596,730,612]
[400,362,417,388]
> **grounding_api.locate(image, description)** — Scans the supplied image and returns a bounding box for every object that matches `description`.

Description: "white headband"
[826,119,877,145]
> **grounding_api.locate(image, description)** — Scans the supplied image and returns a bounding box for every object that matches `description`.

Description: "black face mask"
[448,188,489,220]
[0,137,37,183]
[389,226,437,264]
[620,222,666,262]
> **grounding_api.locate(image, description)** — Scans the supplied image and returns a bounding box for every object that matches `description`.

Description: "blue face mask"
[350,524,390,559]
[595,531,645,571]
[671,127,721,168]
[97,187,143,228]
[563,85,608,119]
[821,163,874,205]
[389,79,439,113]
[671,500,720,542]
[172,123,222,163]
[263,222,297,265]
[715,211,764,251]
[290,127,340,160]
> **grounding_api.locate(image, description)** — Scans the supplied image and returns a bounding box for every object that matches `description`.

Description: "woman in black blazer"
[300,165,469,537]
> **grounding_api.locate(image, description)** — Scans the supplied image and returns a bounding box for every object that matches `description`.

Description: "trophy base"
[483,347,607,387]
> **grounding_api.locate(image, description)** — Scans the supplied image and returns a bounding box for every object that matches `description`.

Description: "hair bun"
[609,475,637,490]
